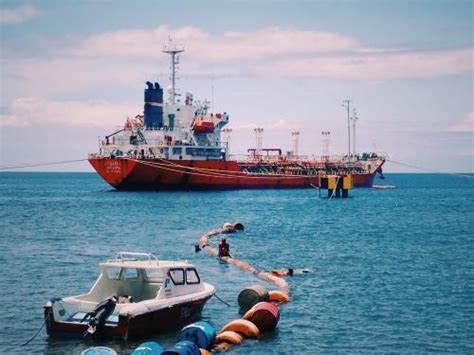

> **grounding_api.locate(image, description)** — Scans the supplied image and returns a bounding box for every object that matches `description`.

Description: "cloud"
[76,26,359,62]
[4,25,472,102]
[0,4,38,25]
[449,112,474,132]
[0,97,138,127]
[255,48,474,80]
[5,58,153,96]
[229,119,302,132]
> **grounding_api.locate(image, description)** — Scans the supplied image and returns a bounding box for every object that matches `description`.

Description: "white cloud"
[0,4,38,25]
[449,112,474,132]
[4,25,472,102]
[0,97,138,127]
[229,119,300,132]
[76,26,359,62]
[255,48,474,80]
[5,58,153,96]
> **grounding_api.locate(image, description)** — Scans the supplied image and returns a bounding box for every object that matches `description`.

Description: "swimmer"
[271,268,312,277]
[294,268,312,274]
[271,268,293,277]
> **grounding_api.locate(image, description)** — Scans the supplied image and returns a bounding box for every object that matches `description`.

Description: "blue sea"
[0,173,473,354]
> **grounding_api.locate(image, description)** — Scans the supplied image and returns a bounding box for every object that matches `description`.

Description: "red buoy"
[243,302,280,332]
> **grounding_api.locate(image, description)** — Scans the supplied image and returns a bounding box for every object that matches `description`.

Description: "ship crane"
[105,128,125,145]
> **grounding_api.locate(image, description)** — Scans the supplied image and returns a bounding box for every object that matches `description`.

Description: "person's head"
[288,268,294,276]
[221,237,226,243]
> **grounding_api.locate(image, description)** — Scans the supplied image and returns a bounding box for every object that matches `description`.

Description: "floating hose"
[199,223,289,293]
[199,222,292,353]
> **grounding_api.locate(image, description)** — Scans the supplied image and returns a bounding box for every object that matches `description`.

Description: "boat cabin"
[77,252,204,304]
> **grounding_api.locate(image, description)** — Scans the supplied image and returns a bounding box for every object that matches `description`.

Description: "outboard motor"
[82,296,117,336]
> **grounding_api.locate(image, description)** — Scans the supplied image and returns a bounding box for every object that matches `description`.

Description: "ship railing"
[110,252,159,264]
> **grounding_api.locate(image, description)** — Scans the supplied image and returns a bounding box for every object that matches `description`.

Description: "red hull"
[89,158,383,190]
[44,297,210,339]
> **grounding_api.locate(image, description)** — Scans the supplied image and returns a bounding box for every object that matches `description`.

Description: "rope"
[214,293,232,307]
[0,159,88,171]
[387,159,474,179]
[328,176,341,200]
[130,158,310,179]
[127,157,319,181]
[22,308,51,346]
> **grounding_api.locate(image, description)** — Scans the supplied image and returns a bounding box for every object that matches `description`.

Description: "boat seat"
[117,281,161,302]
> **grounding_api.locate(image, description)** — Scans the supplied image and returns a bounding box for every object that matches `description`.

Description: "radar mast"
[163,37,184,104]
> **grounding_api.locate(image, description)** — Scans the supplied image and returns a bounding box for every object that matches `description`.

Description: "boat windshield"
[106,267,164,281]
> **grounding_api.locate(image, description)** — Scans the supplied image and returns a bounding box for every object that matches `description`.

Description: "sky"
[0,0,473,173]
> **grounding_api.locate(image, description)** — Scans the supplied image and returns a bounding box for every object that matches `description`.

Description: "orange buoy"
[242,302,280,332]
[215,331,244,345]
[268,290,290,303]
[220,319,260,338]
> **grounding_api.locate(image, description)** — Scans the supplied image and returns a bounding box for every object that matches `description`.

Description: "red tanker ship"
[89,44,385,190]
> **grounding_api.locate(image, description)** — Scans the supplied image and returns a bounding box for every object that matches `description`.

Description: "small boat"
[44,252,216,339]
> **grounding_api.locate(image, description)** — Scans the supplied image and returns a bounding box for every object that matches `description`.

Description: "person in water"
[271,268,311,277]
[218,237,231,257]
[272,268,294,277]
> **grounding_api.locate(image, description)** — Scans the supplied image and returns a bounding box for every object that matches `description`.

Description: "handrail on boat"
[112,252,159,263]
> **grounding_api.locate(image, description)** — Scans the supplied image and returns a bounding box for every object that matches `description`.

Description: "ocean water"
[0,172,473,354]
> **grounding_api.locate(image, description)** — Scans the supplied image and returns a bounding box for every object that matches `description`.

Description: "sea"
[0,172,473,354]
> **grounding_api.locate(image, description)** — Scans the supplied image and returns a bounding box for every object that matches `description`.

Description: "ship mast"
[163,37,184,104]
[351,108,358,156]
[342,100,351,157]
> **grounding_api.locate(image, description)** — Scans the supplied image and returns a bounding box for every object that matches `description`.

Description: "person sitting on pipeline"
[218,237,231,258]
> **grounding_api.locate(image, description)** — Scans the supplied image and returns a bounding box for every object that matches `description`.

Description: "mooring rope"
[127,157,317,181]
[387,159,474,179]
[22,308,51,346]
[0,159,88,171]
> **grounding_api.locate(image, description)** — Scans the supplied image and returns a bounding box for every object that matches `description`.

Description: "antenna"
[291,131,300,158]
[211,71,215,113]
[254,127,264,158]
[321,131,331,162]
[352,108,358,156]
[342,100,351,157]
[163,36,184,104]
[222,128,232,154]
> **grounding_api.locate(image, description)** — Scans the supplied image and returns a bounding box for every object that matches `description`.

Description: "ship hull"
[89,158,383,190]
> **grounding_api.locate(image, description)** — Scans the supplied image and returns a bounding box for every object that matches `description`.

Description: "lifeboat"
[192,119,214,133]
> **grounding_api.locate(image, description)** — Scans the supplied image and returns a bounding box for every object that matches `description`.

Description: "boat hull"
[89,158,383,190]
[44,296,211,340]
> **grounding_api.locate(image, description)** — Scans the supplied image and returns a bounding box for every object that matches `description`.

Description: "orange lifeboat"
[193,119,214,133]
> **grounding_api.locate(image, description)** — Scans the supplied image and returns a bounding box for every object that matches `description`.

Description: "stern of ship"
[88,157,138,189]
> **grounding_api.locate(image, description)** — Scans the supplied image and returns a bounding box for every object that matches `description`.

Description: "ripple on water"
[0,173,473,353]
